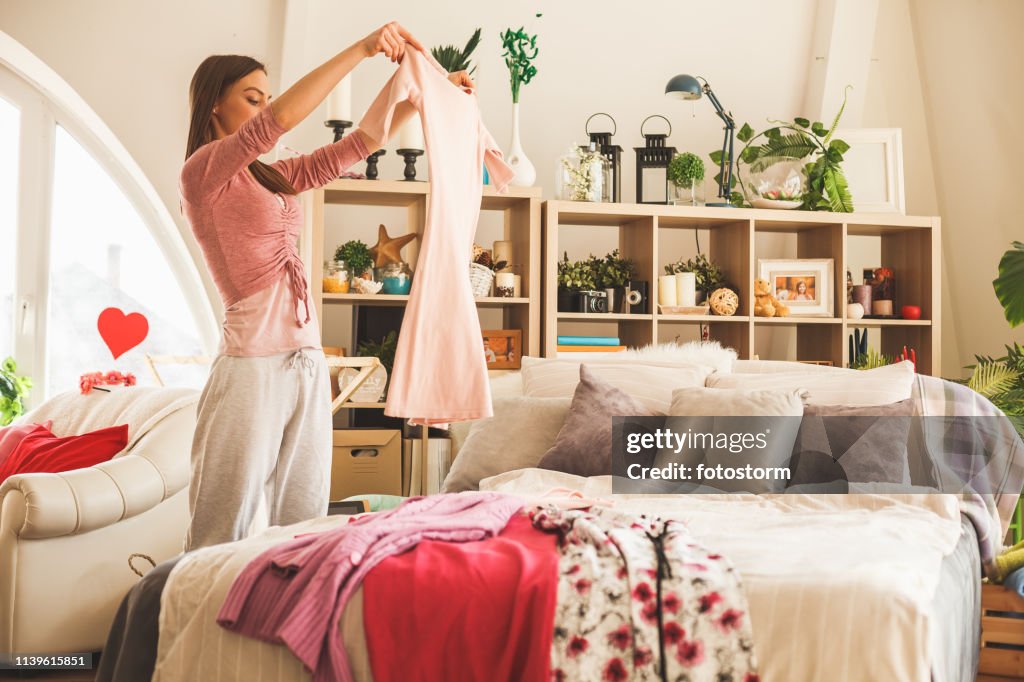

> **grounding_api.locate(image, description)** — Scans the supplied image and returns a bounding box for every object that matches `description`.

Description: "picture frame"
[833,128,905,214]
[482,329,522,369]
[758,259,834,317]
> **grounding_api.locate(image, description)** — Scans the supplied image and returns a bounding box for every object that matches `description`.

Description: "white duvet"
[151,469,967,682]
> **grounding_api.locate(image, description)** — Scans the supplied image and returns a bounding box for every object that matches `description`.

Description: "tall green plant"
[712,87,853,212]
[965,344,1024,439]
[0,357,32,426]
[431,28,482,75]
[994,241,1024,328]
[499,27,538,103]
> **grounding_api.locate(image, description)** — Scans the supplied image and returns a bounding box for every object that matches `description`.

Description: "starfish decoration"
[369,224,418,267]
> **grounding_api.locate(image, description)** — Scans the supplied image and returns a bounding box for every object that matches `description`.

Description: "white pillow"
[571,341,737,374]
[521,356,712,415]
[448,372,524,458]
[669,386,807,416]
[732,359,845,374]
[707,361,916,406]
[441,396,571,492]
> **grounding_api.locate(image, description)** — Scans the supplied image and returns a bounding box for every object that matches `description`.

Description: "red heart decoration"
[97,307,149,360]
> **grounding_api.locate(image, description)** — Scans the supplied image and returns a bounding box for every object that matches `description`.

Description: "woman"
[794,280,811,301]
[179,22,473,551]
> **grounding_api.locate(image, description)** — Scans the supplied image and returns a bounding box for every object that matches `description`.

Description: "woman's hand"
[447,70,474,90]
[360,21,424,63]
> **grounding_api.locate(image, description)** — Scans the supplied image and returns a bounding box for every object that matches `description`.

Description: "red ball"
[901,305,921,320]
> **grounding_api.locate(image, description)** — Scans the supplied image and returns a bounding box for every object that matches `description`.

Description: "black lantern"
[585,113,623,203]
[634,115,677,204]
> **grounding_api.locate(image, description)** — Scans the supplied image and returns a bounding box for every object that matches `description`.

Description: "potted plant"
[0,356,32,426]
[667,152,706,206]
[596,249,636,314]
[500,25,539,186]
[336,240,374,292]
[665,253,725,304]
[430,28,481,74]
[557,251,596,312]
[345,330,398,402]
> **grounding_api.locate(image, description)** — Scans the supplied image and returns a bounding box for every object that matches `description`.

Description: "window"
[46,125,207,397]
[0,96,18,361]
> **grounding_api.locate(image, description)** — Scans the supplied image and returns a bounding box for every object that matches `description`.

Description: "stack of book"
[556,335,626,354]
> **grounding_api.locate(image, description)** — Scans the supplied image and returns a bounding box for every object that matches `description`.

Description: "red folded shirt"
[362,513,559,682]
[0,423,129,485]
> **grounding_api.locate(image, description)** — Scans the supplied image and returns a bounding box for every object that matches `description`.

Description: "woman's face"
[211,70,271,139]
[797,281,807,294]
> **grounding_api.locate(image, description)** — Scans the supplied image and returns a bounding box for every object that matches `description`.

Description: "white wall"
[1,0,1017,372]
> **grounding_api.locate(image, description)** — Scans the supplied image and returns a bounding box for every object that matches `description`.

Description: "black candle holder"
[397,148,424,181]
[364,150,386,180]
[324,119,353,142]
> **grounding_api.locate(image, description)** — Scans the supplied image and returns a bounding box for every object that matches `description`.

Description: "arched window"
[1,34,217,406]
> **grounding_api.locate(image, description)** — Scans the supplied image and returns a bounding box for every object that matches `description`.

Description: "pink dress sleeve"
[481,124,515,193]
[268,133,370,193]
[179,104,289,203]
[356,66,419,148]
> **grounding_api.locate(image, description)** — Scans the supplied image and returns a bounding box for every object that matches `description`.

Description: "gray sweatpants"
[184,347,332,552]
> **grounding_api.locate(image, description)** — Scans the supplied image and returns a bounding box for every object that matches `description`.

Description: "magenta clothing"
[218,272,322,356]
[179,103,369,352]
[356,49,515,428]
[216,492,524,682]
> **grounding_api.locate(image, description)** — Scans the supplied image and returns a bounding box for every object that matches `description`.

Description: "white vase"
[507,102,536,187]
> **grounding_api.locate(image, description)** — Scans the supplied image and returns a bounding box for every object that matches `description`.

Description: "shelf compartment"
[754,317,841,325]
[657,314,750,323]
[846,318,931,327]
[557,313,654,321]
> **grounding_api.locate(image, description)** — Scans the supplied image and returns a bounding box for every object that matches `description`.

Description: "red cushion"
[0,421,53,467]
[0,424,129,485]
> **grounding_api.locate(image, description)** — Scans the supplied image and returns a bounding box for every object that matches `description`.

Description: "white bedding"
[150,471,968,682]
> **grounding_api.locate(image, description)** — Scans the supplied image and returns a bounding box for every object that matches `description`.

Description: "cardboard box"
[330,429,402,500]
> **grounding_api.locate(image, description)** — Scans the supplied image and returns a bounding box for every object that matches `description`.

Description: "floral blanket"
[531,505,758,682]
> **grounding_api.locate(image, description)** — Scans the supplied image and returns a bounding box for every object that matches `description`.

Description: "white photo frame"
[758,259,834,317]
[833,128,905,214]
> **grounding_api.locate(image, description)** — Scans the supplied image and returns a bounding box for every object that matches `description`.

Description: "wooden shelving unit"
[542,201,942,375]
[300,179,543,357]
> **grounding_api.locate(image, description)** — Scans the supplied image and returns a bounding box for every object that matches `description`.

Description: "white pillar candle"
[495,272,516,297]
[327,76,352,121]
[675,272,697,307]
[512,274,521,298]
[398,113,424,150]
[658,275,678,307]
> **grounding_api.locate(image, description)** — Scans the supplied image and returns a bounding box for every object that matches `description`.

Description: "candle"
[327,76,352,121]
[495,272,516,297]
[675,272,696,307]
[512,274,521,298]
[492,241,513,271]
[399,113,424,150]
[872,300,893,316]
[851,284,872,312]
[658,275,678,307]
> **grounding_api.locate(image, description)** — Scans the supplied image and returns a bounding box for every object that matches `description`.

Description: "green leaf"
[822,164,854,212]
[994,241,1024,327]
[811,122,828,137]
[709,150,723,165]
[794,117,810,128]
[829,139,850,155]
[968,361,1021,398]
[766,127,782,141]
[737,123,755,143]
[755,133,817,162]
[740,146,760,164]
[823,85,852,145]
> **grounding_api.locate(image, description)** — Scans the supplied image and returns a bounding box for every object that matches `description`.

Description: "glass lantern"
[556,142,609,203]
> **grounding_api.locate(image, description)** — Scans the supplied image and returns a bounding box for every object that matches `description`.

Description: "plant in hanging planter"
[667,152,705,205]
[665,253,725,297]
[431,28,481,75]
[711,87,854,212]
[0,356,32,426]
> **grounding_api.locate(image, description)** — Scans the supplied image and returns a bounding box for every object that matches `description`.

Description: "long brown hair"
[185,55,297,196]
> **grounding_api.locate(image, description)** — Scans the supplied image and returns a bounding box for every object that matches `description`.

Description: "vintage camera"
[577,289,608,314]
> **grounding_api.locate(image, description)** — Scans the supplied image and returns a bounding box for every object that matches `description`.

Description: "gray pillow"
[537,364,653,477]
[441,396,571,492]
[789,399,915,488]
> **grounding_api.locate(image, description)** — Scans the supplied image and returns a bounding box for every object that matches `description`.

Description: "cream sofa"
[0,386,199,655]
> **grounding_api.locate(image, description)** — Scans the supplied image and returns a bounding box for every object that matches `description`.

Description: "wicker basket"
[469,263,494,297]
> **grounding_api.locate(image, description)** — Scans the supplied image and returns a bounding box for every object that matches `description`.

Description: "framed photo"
[482,329,522,369]
[758,259,834,317]
[833,128,905,214]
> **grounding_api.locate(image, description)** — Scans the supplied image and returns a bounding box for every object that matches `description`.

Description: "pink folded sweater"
[216,492,524,682]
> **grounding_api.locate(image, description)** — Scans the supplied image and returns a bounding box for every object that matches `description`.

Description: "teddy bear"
[754,277,790,317]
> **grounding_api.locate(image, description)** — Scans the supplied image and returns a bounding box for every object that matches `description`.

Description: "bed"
[140,474,981,682]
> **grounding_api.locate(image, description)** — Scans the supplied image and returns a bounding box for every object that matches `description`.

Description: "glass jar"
[380,261,412,295]
[556,143,608,202]
[322,259,350,294]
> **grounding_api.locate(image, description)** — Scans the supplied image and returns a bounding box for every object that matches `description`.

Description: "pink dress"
[357,49,515,427]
